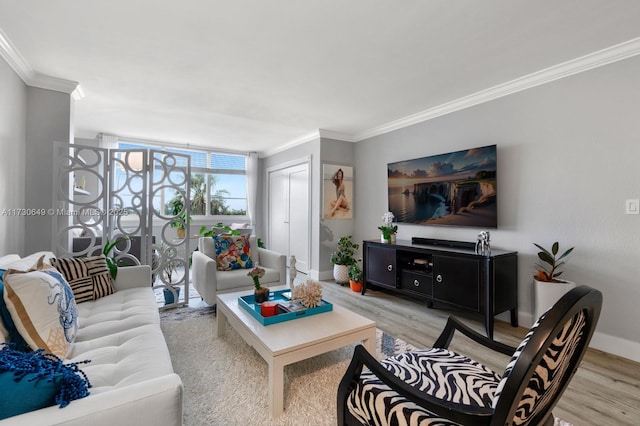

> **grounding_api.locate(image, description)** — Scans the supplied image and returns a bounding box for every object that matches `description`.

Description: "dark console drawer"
[400,270,432,296]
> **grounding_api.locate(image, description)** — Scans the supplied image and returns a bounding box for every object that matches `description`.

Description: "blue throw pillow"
[0,345,91,419]
[0,270,29,351]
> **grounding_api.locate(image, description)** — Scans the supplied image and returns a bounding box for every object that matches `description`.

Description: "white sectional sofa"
[192,236,286,305]
[0,252,183,426]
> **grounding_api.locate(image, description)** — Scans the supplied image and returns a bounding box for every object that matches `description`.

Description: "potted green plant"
[162,258,182,305]
[378,211,398,243]
[102,237,129,279]
[198,223,240,237]
[248,266,268,303]
[348,263,363,293]
[532,242,576,319]
[330,235,359,285]
[167,196,190,238]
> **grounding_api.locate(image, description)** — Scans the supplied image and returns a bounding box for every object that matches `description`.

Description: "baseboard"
[516,311,639,363]
[312,269,334,282]
[590,331,640,363]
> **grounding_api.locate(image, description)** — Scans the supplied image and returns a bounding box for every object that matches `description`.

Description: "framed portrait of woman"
[323,164,353,219]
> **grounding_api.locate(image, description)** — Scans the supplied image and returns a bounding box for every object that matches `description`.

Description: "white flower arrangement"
[378,211,398,240]
[382,211,395,225]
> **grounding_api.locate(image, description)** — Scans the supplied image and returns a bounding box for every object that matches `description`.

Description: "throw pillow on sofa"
[49,257,94,303]
[3,268,79,358]
[214,234,254,271]
[0,269,30,351]
[51,255,114,301]
[0,345,91,419]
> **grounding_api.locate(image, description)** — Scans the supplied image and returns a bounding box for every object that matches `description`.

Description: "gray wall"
[0,57,27,255]
[353,55,640,361]
[24,87,72,254]
[319,138,356,277]
[261,137,356,280]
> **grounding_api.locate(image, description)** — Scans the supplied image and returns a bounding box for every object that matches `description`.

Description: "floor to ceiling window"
[116,142,248,221]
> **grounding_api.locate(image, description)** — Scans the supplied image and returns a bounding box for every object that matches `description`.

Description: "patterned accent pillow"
[213,234,254,271]
[2,269,78,359]
[84,256,114,299]
[51,255,114,302]
[50,257,94,303]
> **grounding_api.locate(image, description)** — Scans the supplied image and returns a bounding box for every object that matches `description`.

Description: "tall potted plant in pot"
[330,235,359,285]
[532,242,576,319]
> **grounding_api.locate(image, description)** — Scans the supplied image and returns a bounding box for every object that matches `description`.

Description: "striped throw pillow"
[50,257,94,303]
[51,255,114,302]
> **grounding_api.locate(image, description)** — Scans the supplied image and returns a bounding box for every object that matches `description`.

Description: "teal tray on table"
[238,289,333,326]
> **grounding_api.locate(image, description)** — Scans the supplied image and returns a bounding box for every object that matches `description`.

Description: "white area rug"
[160,307,406,425]
[160,306,572,425]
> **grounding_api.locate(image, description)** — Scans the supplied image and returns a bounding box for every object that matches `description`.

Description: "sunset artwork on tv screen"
[387,144,497,228]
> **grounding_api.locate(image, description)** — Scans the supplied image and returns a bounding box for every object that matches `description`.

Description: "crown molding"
[263,128,357,157]
[318,129,355,142]
[352,37,640,141]
[262,130,322,157]
[0,27,32,80]
[29,72,81,95]
[0,26,79,95]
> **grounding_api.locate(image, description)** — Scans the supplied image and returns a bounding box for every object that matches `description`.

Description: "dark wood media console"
[362,238,518,338]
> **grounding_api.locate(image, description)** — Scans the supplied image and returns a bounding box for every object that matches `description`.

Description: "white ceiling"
[1,1,640,154]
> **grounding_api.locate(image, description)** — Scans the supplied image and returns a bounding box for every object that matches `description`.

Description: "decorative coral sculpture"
[291,279,323,308]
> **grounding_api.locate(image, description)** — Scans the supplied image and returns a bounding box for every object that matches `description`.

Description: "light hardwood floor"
[318,280,640,426]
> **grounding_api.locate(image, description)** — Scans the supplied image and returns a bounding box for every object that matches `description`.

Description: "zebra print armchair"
[337,285,602,426]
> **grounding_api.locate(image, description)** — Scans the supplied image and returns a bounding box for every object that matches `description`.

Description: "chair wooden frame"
[337,285,602,426]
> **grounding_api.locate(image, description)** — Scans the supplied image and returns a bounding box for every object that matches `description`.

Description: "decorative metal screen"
[53,142,191,309]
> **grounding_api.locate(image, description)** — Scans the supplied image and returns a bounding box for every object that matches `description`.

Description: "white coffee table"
[215,288,377,417]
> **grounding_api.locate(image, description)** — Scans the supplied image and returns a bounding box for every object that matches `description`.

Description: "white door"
[268,162,310,274]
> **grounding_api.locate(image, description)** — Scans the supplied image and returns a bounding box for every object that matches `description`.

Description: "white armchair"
[192,236,286,305]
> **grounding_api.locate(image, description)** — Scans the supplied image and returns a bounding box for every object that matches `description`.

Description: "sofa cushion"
[0,255,21,269]
[0,252,55,272]
[68,324,174,394]
[67,287,173,395]
[3,268,79,358]
[215,267,281,291]
[74,288,160,342]
[213,234,254,271]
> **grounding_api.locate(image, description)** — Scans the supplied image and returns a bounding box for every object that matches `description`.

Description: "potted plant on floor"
[330,235,359,285]
[163,258,182,305]
[348,263,363,293]
[532,241,576,319]
[249,266,269,304]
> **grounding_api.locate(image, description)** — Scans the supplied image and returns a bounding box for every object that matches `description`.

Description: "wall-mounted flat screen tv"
[387,144,497,228]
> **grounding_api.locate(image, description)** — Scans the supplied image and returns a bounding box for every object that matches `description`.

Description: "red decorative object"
[260,301,279,317]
